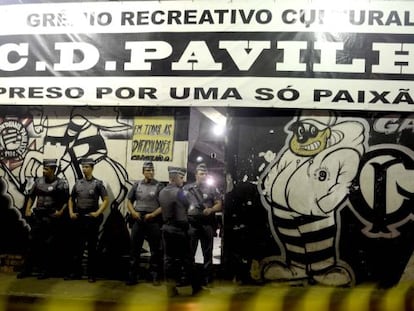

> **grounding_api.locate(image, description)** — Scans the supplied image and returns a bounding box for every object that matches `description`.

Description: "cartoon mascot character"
[257,110,368,286]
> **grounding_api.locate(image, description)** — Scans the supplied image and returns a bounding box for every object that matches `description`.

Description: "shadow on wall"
[0,177,30,254]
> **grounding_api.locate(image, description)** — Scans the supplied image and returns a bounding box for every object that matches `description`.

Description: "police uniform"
[159,166,202,296]
[18,159,69,279]
[126,161,164,285]
[184,163,222,285]
[68,158,108,281]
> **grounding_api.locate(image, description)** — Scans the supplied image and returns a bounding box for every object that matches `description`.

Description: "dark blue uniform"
[184,182,221,284]
[159,183,202,295]
[20,176,69,278]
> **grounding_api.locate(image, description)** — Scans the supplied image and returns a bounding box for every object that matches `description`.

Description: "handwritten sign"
[131,116,174,161]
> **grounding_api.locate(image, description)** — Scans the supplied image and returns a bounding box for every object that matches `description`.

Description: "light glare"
[213,124,225,136]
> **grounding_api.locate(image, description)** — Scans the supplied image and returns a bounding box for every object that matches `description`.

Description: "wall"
[0,105,189,255]
[223,108,414,288]
[1,0,414,287]
[0,105,414,287]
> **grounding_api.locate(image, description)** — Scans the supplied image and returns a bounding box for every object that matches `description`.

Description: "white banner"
[0,0,414,111]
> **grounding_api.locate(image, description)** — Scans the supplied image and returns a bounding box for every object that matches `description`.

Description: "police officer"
[125,161,164,286]
[67,158,108,283]
[17,158,69,279]
[159,166,203,297]
[184,163,222,286]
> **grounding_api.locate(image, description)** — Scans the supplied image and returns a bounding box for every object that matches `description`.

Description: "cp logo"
[349,145,414,238]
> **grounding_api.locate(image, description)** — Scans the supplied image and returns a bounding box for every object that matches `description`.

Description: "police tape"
[2,281,414,311]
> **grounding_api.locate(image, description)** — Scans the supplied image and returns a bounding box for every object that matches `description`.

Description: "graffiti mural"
[223,109,414,287]
[0,107,132,210]
[20,106,132,209]
[0,106,133,265]
[257,110,368,286]
[2,104,414,287]
[0,106,189,264]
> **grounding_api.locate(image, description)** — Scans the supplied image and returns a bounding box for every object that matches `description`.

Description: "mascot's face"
[289,121,331,156]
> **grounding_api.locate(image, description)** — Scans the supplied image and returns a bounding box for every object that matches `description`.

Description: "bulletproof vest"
[133,180,160,212]
[159,184,188,223]
[185,183,214,217]
[197,183,216,208]
[35,177,62,210]
[74,179,100,211]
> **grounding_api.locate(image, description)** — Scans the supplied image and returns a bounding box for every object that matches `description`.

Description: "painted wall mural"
[24,106,132,209]
[0,106,132,213]
[0,106,189,258]
[223,109,414,288]
[257,111,367,287]
[1,106,414,287]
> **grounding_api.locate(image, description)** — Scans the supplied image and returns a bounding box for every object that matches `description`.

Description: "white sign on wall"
[0,1,414,111]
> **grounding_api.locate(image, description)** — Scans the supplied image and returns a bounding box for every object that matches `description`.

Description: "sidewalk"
[0,272,413,311]
[0,272,260,310]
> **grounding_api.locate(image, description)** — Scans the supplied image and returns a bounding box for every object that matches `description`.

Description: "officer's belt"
[75,207,96,215]
[33,207,55,215]
[135,210,152,214]
[165,220,189,230]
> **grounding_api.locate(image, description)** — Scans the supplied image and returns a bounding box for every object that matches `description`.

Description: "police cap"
[196,163,208,173]
[143,161,154,169]
[80,158,95,166]
[168,166,186,177]
[43,158,57,167]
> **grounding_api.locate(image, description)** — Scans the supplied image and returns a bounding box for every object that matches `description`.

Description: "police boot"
[125,271,138,286]
[16,270,32,279]
[166,282,179,297]
[192,285,210,297]
[151,271,161,286]
[37,271,50,280]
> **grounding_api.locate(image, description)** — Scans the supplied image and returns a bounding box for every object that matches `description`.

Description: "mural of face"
[288,121,331,156]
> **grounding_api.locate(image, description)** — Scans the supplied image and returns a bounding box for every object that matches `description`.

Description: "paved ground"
[0,272,413,311]
[0,272,260,310]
